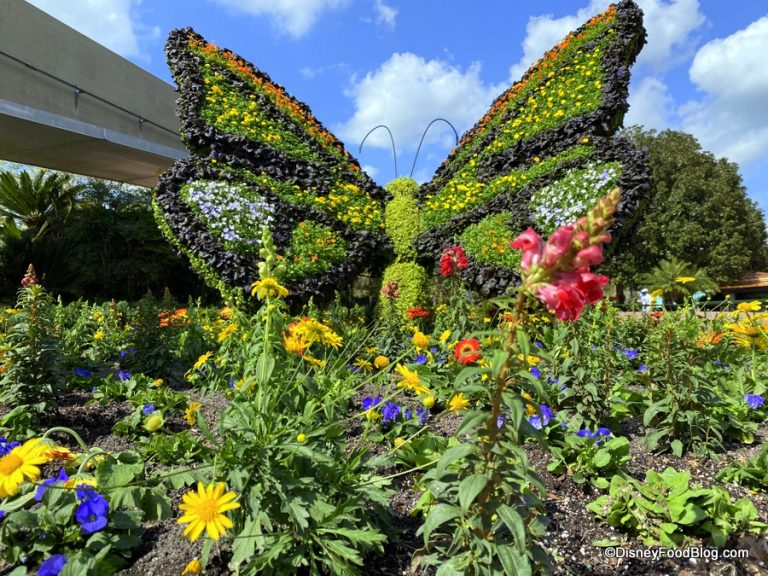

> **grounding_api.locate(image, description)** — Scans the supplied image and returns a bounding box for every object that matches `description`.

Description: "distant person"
[639,288,651,312]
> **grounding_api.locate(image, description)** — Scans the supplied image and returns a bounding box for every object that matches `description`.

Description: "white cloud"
[680,16,768,165]
[373,0,398,29]
[209,0,349,38]
[624,76,675,129]
[26,0,145,57]
[339,53,496,154]
[509,0,706,81]
[361,164,379,179]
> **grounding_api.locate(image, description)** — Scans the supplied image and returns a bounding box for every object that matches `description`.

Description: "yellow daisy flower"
[412,330,430,350]
[217,323,238,343]
[439,330,452,344]
[283,334,307,356]
[448,393,470,412]
[182,558,203,575]
[291,319,343,348]
[352,358,374,373]
[185,402,202,425]
[0,438,49,498]
[394,364,430,396]
[193,352,213,371]
[373,355,389,370]
[737,301,762,313]
[178,482,241,541]
[250,277,289,300]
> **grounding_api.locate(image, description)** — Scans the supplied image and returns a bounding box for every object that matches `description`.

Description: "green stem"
[41,426,90,453]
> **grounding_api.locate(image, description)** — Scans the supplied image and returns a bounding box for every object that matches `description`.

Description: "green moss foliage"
[385,177,420,260]
[379,262,430,324]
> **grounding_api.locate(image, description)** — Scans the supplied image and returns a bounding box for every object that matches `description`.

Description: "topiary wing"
[154,29,390,302]
[413,0,650,296]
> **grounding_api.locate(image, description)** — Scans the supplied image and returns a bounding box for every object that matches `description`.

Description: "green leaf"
[592,449,612,469]
[458,474,488,512]
[456,410,487,436]
[497,544,532,576]
[420,503,462,542]
[643,398,670,427]
[232,516,259,568]
[436,444,477,477]
[496,504,527,554]
[670,439,684,457]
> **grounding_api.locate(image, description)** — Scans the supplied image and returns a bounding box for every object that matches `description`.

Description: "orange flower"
[696,330,725,348]
[454,338,481,365]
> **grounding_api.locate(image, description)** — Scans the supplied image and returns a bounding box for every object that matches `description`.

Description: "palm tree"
[639,256,718,304]
[0,169,84,242]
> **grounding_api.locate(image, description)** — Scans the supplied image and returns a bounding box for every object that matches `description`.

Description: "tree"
[0,169,83,241]
[608,127,768,289]
[0,169,206,301]
[639,256,717,304]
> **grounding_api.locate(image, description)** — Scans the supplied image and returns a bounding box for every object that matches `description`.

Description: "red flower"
[405,306,431,320]
[440,245,469,277]
[454,338,481,365]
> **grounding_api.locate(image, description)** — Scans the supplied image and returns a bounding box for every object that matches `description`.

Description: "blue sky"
[28,0,768,218]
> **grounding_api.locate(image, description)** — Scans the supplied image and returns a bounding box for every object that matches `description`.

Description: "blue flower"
[528,405,552,430]
[535,340,543,349]
[577,429,592,438]
[416,408,429,425]
[0,510,5,520]
[413,353,428,365]
[229,376,236,389]
[347,365,361,373]
[497,413,505,428]
[35,469,69,502]
[637,364,647,372]
[621,348,639,360]
[381,402,401,423]
[0,438,21,457]
[530,366,542,379]
[73,368,93,378]
[75,487,109,535]
[744,394,765,410]
[142,403,156,415]
[91,386,98,394]
[403,409,412,421]
[361,396,382,411]
[117,370,131,381]
[120,350,128,359]
[38,554,68,576]
[596,427,612,437]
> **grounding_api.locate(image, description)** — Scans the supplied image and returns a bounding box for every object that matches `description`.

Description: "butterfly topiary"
[153,0,649,304]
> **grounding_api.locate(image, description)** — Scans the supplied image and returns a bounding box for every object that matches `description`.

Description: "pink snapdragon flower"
[510,188,620,322]
[21,264,37,287]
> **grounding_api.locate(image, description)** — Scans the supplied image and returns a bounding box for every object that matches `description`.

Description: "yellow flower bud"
[393,437,406,449]
[423,395,436,409]
[296,433,307,443]
[143,412,164,432]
